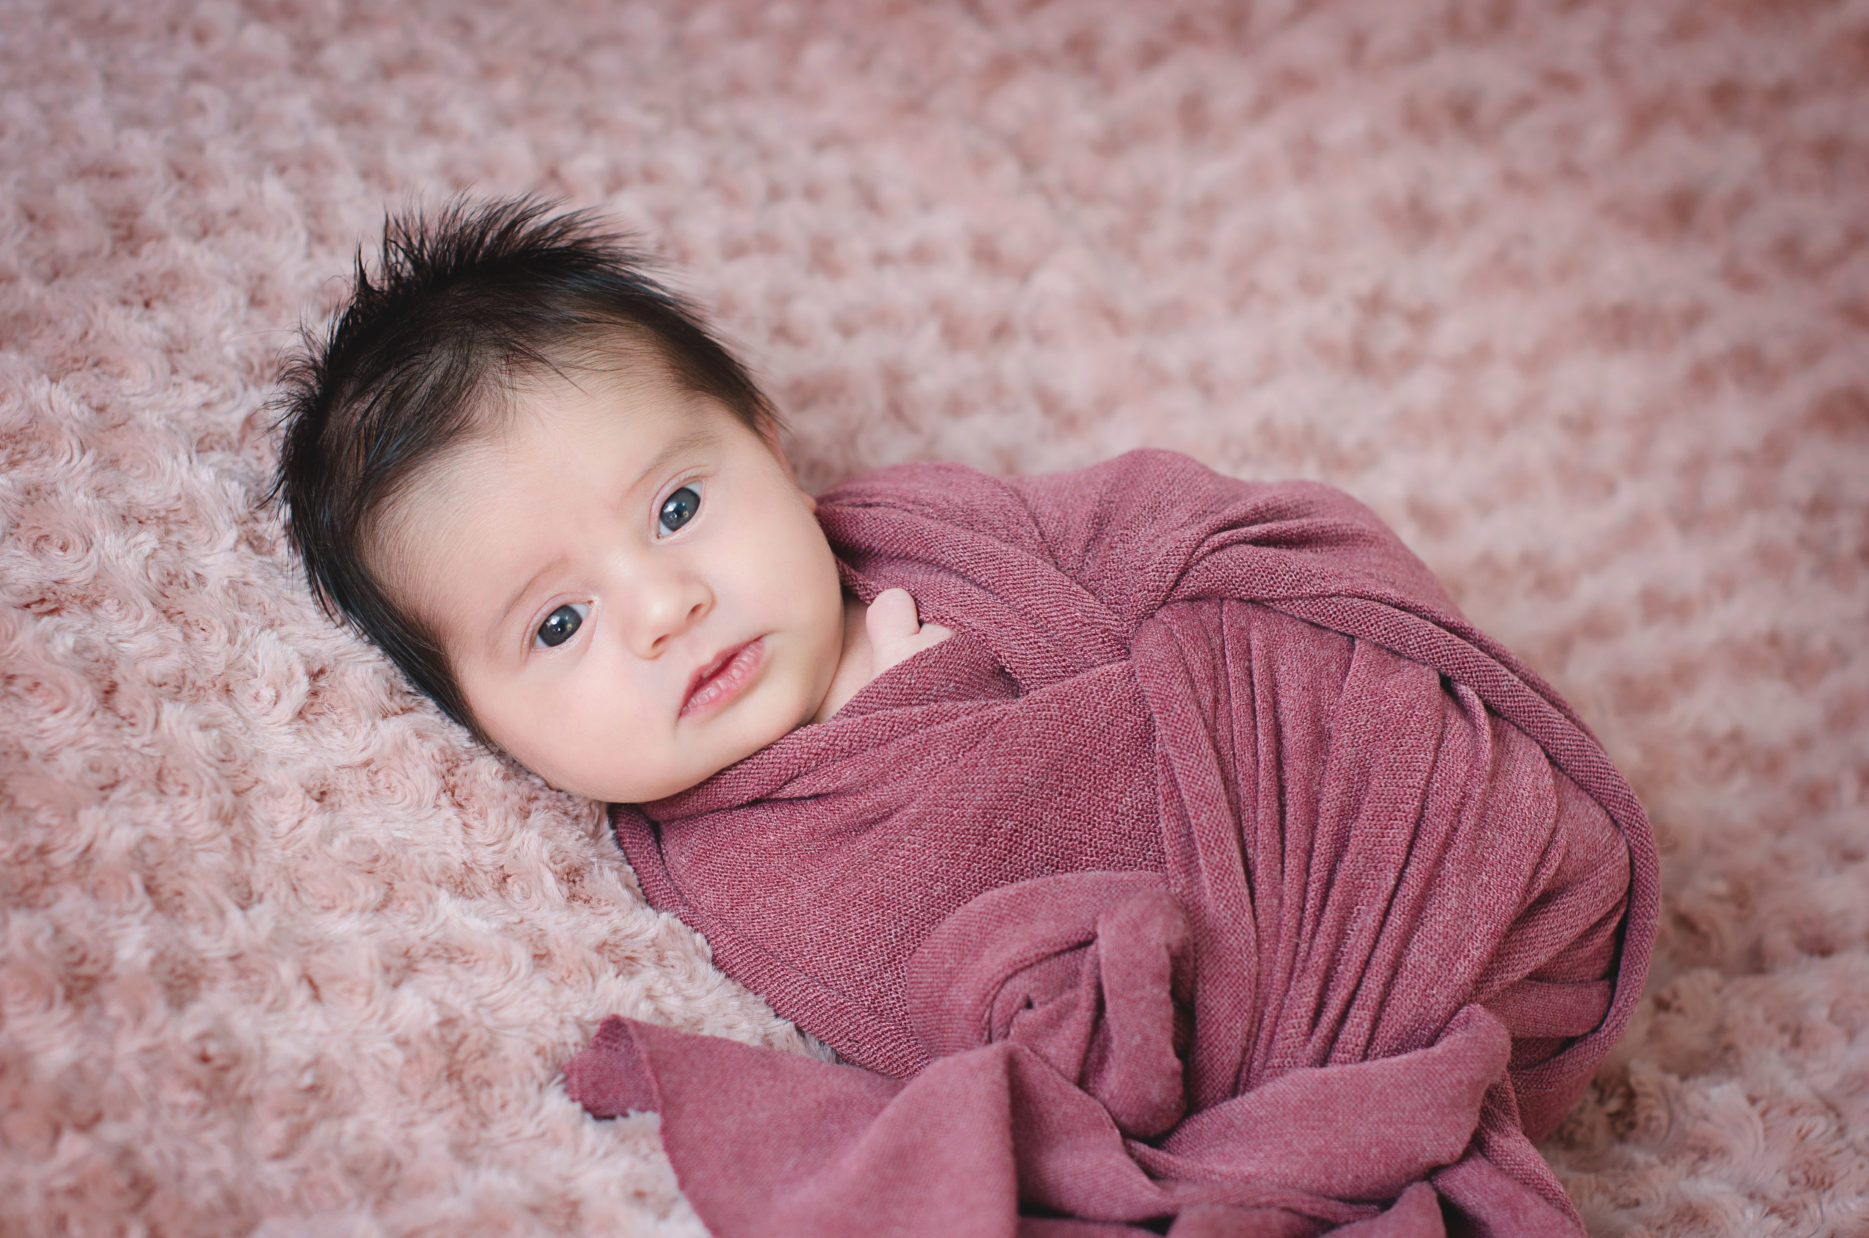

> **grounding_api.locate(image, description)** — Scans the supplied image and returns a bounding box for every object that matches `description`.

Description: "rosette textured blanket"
[4,2,1865,1233]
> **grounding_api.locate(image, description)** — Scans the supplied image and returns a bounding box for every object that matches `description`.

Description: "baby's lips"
[679,636,764,718]
[682,641,742,707]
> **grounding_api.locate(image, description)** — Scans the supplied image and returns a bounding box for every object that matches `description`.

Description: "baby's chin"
[528,745,744,807]
[487,740,644,804]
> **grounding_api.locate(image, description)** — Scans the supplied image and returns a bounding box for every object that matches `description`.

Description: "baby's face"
[372,365,847,802]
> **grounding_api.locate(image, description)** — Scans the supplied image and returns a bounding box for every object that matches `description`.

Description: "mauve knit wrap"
[563,450,1658,1237]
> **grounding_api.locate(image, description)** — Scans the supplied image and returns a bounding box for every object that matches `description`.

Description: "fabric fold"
[906,871,1193,1138]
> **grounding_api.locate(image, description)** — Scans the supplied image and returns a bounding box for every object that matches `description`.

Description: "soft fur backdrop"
[2,1,1865,1233]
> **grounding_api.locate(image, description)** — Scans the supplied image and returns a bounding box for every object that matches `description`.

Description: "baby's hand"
[865,588,952,676]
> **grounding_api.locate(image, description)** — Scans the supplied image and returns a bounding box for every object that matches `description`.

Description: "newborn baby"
[275,205,947,806]
[348,330,950,802]
[274,197,1655,1238]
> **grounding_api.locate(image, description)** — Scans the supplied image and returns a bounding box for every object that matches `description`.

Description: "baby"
[274,198,949,802]
[274,197,1652,1238]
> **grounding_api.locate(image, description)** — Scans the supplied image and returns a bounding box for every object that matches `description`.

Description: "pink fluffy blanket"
[564,450,1658,1236]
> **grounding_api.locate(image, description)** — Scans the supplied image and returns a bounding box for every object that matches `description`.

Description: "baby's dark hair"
[269,195,777,741]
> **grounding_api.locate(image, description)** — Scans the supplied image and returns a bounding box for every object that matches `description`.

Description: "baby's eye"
[534,602,589,649]
[658,484,701,537]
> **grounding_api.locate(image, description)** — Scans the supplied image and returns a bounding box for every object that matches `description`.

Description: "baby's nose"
[630,572,711,657]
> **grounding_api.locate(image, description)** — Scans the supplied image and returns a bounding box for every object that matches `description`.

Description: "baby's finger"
[865,588,921,643]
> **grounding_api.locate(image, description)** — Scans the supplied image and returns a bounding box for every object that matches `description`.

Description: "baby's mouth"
[680,638,765,718]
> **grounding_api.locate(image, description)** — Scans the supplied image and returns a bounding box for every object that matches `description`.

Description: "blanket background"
[1,1,1863,1234]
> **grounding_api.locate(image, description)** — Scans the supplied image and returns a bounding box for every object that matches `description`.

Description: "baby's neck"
[809,592,875,724]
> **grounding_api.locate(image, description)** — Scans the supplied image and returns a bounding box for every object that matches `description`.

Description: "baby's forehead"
[371,366,715,563]
[365,453,498,598]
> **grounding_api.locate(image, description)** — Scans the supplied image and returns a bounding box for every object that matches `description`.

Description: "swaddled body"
[579,449,1655,1238]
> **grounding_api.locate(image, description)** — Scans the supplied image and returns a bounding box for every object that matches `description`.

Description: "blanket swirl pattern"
[563,450,1658,1237]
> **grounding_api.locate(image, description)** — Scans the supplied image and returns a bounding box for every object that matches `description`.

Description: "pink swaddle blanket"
[564,450,1657,1236]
